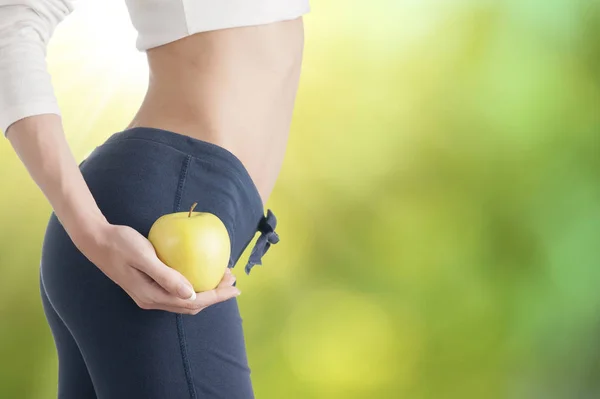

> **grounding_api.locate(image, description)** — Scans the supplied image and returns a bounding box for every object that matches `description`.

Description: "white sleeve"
[0,0,75,136]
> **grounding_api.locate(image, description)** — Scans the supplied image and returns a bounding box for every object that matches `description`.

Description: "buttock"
[78,126,279,273]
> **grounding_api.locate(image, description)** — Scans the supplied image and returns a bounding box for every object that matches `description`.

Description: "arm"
[7,115,244,311]
[7,115,109,244]
[1,2,240,312]
[1,1,109,239]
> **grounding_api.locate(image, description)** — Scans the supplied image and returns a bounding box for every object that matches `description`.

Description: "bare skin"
[5,18,305,313]
[127,17,305,204]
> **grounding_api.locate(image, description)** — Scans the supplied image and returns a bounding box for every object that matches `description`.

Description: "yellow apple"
[148,202,231,292]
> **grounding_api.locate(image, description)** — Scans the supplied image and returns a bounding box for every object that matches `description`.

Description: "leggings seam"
[174,154,197,399]
[176,314,197,399]
[174,155,192,214]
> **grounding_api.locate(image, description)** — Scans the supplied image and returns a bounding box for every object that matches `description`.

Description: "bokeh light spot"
[282,288,418,394]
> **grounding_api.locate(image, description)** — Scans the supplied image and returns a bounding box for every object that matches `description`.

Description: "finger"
[134,255,196,301]
[122,270,175,309]
[217,272,236,288]
[193,285,241,308]
[129,295,201,314]
[124,265,238,312]
[128,279,192,312]
[137,274,239,312]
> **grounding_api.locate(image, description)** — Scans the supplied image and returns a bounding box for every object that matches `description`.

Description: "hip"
[75,126,265,266]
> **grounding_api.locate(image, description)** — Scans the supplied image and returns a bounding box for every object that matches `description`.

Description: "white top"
[0,0,310,136]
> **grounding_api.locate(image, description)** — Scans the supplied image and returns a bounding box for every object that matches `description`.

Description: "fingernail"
[225,268,232,274]
[235,289,241,296]
[178,284,196,300]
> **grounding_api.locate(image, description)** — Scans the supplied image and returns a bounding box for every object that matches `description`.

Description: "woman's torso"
[125,18,305,204]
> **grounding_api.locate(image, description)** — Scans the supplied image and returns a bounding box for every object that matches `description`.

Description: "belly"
[125,17,305,203]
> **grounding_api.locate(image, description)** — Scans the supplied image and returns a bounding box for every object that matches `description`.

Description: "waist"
[126,18,305,201]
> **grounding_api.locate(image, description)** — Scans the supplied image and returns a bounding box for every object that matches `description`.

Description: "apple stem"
[189,202,197,218]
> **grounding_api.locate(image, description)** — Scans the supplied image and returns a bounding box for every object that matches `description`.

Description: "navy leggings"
[39,127,279,399]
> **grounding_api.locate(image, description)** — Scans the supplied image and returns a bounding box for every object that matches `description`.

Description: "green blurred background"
[1,1,600,398]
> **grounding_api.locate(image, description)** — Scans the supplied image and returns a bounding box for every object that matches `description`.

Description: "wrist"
[60,206,111,250]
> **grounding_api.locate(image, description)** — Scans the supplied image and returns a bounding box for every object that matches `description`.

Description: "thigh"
[179,297,253,398]
[42,213,253,399]
[79,296,252,399]
[40,270,97,399]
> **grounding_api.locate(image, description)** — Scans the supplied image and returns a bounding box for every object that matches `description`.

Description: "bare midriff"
[125,17,305,205]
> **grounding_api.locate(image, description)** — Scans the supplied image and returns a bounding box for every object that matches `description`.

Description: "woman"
[0,1,309,398]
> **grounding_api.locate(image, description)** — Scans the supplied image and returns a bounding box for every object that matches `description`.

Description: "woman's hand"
[73,221,241,315]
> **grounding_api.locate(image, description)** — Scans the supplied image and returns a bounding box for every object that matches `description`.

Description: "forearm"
[6,114,108,245]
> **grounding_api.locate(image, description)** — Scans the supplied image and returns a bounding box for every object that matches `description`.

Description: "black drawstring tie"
[244,209,280,275]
